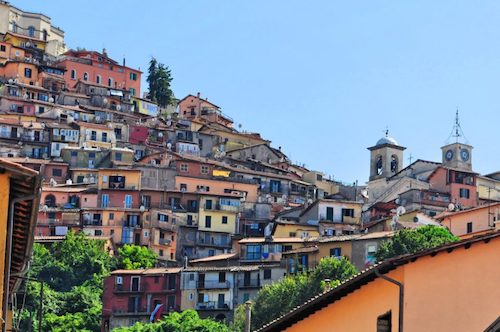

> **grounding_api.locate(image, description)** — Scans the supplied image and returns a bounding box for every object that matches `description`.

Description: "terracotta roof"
[239,237,305,244]
[183,265,270,272]
[257,231,500,332]
[189,252,238,263]
[35,235,111,242]
[41,186,91,193]
[282,246,319,255]
[435,203,500,220]
[111,267,182,275]
[357,231,394,240]
[1,157,68,166]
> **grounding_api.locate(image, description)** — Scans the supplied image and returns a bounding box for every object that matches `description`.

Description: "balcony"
[238,279,261,288]
[197,280,231,289]
[113,283,146,294]
[196,301,231,310]
[196,237,231,248]
[158,238,172,246]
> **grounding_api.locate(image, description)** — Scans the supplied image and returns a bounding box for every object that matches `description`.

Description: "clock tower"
[441,111,473,171]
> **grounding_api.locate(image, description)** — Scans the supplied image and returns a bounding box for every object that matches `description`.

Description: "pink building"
[56,49,142,96]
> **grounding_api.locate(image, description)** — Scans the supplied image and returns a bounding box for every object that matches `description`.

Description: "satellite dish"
[25,42,31,48]
[448,203,455,211]
[49,97,54,103]
[23,94,28,100]
[8,79,13,84]
[103,98,108,105]
[395,198,400,205]
[158,132,163,138]
[49,178,57,186]
[140,205,145,212]
[95,116,101,122]
[116,105,121,111]
[66,179,73,185]
[167,142,172,150]
[396,206,406,216]
[166,120,172,127]
[41,205,49,212]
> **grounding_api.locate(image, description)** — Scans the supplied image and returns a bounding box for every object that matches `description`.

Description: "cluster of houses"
[0,2,498,331]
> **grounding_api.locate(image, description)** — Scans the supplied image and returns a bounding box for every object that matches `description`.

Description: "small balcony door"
[131,276,140,292]
[217,293,225,308]
[326,207,334,221]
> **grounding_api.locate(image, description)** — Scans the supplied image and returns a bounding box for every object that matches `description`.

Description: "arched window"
[83,72,89,81]
[391,155,398,173]
[42,29,48,41]
[376,155,383,175]
[96,75,101,84]
[108,77,113,87]
[45,194,56,207]
[28,26,35,37]
[70,69,76,80]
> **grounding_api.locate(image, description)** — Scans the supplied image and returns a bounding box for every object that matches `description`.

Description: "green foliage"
[147,57,174,107]
[375,225,460,261]
[228,304,246,332]
[117,244,157,270]
[250,257,357,330]
[16,231,115,332]
[112,309,229,332]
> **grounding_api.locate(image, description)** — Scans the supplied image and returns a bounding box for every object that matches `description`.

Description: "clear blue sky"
[16,1,500,183]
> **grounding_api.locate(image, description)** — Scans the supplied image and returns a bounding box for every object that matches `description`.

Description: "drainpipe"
[3,194,36,332]
[375,270,404,332]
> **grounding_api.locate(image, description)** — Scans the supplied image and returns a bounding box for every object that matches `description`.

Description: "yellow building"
[477,173,500,202]
[3,31,46,51]
[0,159,41,331]
[198,195,239,234]
[272,221,320,238]
[97,168,141,190]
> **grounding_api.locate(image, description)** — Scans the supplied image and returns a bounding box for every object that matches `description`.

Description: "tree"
[16,232,115,332]
[147,57,173,107]
[376,225,460,261]
[250,257,357,330]
[112,309,229,332]
[117,244,157,270]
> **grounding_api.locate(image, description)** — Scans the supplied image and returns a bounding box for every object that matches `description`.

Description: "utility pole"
[244,300,252,332]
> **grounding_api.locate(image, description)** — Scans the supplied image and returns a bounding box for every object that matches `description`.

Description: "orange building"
[438,202,500,237]
[258,231,500,332]
[55,49,142,96]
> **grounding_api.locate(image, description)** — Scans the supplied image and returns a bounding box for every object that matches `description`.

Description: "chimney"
[123,57,126,67]
[102,48,107,57]
[197,92,200,98]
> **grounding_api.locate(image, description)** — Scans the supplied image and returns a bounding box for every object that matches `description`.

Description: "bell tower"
[368,130,406,181]
[441,111,473,171]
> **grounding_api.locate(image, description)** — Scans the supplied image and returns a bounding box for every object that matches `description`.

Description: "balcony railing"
[158,238,172,246]
[196,301,231,310]
[113,283,146,293]
[197,280,231,289]
[238,279,261,288]
[196,237,231,248]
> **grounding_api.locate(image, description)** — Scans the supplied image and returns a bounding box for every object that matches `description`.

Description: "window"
[330,247,342,257]
[289,232,296,237]
[270,180,281,193]
[144,231,149,237]
[205,216,212,228]
[342,208,355,218]
[180,183,187,191]
[27,25,35,37]
[108,77,113,87]
[0,45,5,52]
[158,214,168,222]
[90,131,97,141]
[52,168,62,177]
[102,132,108,142]
[83,72,89,81]
[159,249,164,256]
[180,163,189,172]
[459,188,470,199]
[316,174,323,181]
[201,165,209,174]
[89,152,96,159]
[218,272,226,283]
[243,293,250,302]
[101,194,109,208]
[263,269,272,279]
[467,222,473,234]
[205,199,213,210]
[70,69,76,80]
[130,72,138,80]
[109,213,114,220]
[96,75,101,84]
[115,152,122,161]
[377,311,392,332]
[95,230,103,236]
[129,88,136,96]
[222,216,228,224]
[24,68,32,78]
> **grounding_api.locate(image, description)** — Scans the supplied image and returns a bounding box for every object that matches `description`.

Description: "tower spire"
[446,109,468,144]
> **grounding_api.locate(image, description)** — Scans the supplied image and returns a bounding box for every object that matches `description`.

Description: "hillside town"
[0,2,498,332]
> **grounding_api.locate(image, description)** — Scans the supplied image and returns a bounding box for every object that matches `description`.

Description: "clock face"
[445,149,454,161]
[460,149,470,161]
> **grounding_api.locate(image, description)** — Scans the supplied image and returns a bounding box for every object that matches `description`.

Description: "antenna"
[445,109,469,144]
